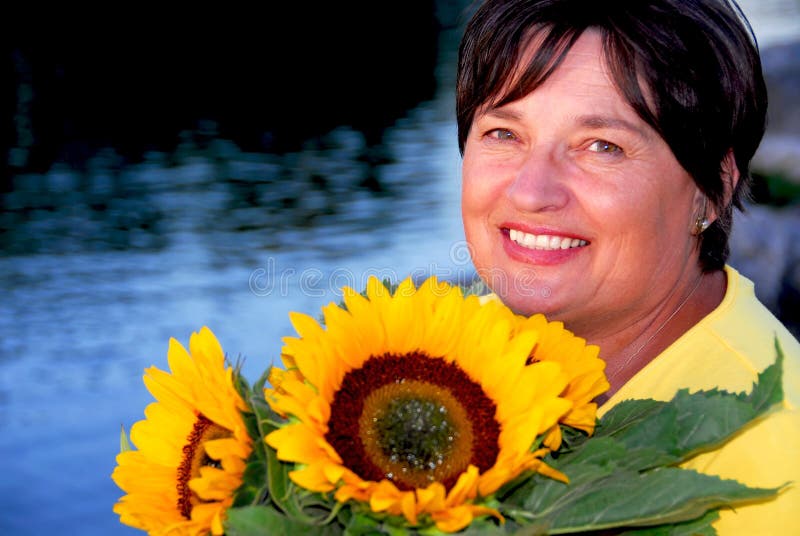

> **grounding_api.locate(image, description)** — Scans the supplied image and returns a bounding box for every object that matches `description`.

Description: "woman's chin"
[492,289,563,318]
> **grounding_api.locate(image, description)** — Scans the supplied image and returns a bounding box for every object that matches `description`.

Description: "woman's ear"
[707,149,740,225]
[690,150,740,235]
[718,149,741,216]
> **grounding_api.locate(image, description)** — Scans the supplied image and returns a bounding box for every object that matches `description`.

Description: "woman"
[457,0,799,533]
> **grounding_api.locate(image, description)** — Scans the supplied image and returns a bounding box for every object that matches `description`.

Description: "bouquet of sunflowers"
[112,276,784,535]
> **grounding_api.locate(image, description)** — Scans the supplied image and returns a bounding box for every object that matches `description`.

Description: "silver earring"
[693,216,710,235]
[693,195,711,235]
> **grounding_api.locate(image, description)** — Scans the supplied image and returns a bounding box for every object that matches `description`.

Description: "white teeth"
[509,229,587,251]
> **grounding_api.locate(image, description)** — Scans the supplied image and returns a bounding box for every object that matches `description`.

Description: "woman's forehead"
[484,27,655,122]
[486,31,618,106]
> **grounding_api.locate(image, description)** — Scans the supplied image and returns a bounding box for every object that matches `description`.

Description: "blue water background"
[1,2,797,534]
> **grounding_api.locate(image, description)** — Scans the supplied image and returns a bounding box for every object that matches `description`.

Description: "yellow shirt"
[598,265,800,535]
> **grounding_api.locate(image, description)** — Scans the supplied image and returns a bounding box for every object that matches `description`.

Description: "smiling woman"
[457,0,800,533]
[462,29,705,362]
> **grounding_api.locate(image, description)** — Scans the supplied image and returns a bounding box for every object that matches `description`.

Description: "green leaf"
[594,398,669,443]
[460,278,491,297]
[506,465,777,534]
[550,468,776,532]
[556,436,674,472]
[557,425,593,451]
[504,438,676,512]
[617,510,719,535]
[119,424,133,453]
[226,505,342,536]
[596,346,784,460]
[340,509,440,536]
[456,517,507,535]
[232,459,269,507]
[253,365,273,393]
[232,389,279,509]
[262,435,338,525]
[343,512,386,535]
[498,349,786,534]
[264,425,294,512]
[749,337,785,412]
[232,358,253,400]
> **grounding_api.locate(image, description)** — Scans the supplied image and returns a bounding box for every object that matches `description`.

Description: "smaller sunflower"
[265,276,586,532]
[112,327,252,536]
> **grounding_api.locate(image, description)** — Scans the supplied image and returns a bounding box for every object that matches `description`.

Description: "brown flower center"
[176,414,230,519]
[325,352,500,491]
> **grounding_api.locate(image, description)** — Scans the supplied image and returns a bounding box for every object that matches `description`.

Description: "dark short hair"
[456,0,768,271]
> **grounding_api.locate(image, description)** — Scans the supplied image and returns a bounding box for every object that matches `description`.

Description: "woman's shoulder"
[677,267,800,533]
[614,264,800,408]
[705,265,800,369]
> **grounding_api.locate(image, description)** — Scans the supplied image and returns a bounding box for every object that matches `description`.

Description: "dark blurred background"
[0,1,798,535]
[4,4,441,176]
[2,2,453,256]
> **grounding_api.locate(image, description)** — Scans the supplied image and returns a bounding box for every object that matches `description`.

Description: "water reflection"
[0,130,467,529]
[0,5,470,532]
[1,124,430,257]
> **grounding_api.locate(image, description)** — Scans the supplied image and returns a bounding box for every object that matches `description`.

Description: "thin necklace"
[607,273,705,383]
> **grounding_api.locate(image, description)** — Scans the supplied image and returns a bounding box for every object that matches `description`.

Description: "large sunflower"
[112,327,252,536]
[265,276,596,532]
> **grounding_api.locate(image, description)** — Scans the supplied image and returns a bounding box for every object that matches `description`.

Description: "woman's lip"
[501,227,588,266]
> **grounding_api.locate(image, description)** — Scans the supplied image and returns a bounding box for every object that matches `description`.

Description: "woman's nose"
[506,150,570,213]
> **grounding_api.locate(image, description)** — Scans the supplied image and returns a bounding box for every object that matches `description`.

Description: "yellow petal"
[289,311,326,341]
[445,465,479,507]
[478,464,513,497]
[366,275,393,303]
[562,402,599,434]
[432,505,474,533]
[289,463,336,492]
[205,437,251,461]
[542,425,563,450]
[536,460,569,483]
[265,424,331,464]
[369,480,403,512]
[402,491,418,526]
[323,463,346,485]
[416,482,447,512]
[190,327,225,368]
[166,337,198,384]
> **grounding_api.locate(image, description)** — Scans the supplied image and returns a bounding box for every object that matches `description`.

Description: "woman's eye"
[587,140,622,154]
[486,129,517,141]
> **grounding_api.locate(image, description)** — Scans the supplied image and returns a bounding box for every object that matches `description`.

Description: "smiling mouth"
[508,228,588,251]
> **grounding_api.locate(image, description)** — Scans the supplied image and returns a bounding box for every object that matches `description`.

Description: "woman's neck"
[593,269,727,403]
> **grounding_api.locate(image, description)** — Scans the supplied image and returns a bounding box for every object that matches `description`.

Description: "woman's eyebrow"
[577,114,652,140]
[479,108,524,122]
[480,109,651,140]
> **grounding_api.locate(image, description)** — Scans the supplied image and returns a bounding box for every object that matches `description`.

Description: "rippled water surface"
[1,24,470,536]
[1,1,797,534]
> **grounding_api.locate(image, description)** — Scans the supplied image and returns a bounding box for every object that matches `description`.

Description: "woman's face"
[461,30,703,338]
